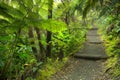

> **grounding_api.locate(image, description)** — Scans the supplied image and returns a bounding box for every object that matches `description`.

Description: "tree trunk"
[65,11,69,25]
[46,0,53,58]
[28,27,38,59]
[34,27,45,61]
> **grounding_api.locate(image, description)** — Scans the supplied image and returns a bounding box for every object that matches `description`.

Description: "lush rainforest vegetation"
[0,0,120,80]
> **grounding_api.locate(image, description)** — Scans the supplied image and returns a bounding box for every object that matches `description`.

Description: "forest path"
[51,27,109,80]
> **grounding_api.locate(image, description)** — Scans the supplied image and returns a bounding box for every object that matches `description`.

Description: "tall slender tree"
[46,0,53,58]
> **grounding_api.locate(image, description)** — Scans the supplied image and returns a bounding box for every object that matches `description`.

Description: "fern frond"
[0,2,24,19]
[0,19,10,27]
[0,7,14,21]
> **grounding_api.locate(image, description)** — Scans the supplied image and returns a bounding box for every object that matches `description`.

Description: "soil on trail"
[51,27,110,80]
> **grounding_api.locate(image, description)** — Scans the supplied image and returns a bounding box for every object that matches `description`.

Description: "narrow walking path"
[74,27,107,59]
[51,27,109,80]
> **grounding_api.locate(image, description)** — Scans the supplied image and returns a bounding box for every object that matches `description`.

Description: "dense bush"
[97,13,120,79]
[0,0,89,79]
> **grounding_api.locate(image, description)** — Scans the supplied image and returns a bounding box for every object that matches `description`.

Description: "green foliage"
[39,19,67,33]
[99,0,120,17]
[0,0,89,79]
[105,38,120,78]
[52,21,87,58]
[37,58,68,80]
[97,13,120,79]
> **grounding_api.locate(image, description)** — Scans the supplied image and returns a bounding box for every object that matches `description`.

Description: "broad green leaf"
[39,19,67,32]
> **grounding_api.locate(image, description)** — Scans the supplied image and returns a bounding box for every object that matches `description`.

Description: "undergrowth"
[36,58,68,80]
[103,37,120,78]
[98,20,120,79]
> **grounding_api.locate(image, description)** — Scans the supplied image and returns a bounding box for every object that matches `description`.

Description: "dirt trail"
[51,27,110,80]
